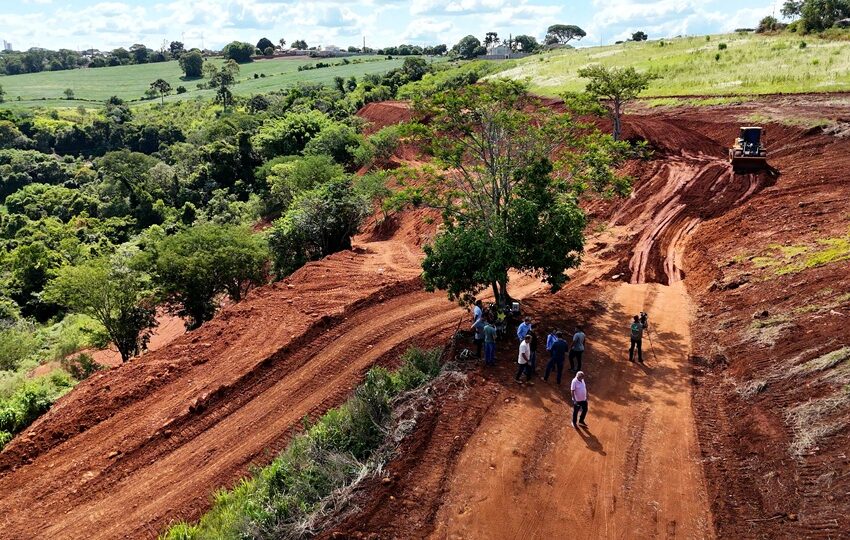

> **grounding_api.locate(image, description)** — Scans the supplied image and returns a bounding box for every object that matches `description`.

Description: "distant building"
[323,44,341,53]
[2,40,12,52]
[482,41,529,60]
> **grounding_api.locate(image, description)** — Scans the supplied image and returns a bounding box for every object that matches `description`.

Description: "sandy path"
[431,282,714,540]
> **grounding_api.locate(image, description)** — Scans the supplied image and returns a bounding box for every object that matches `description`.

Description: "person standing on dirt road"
[484,319,497,366]
[571,371,589,428]
[473,299,483,322]
[528,329,539,375]
[515,334,533,383]
[517,317,532,341]
[546,328,558,366]
[569,326,586,372]
[629,315,644,363]
[544,331,568,384]
[471,314,486,359]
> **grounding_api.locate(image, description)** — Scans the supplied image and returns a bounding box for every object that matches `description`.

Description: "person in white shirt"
[571,371,588,428]
[515,334,532,383]
[472,300,483,322]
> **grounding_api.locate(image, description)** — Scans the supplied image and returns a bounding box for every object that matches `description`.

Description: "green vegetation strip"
[493,32,850,97]
[162,346,444,540]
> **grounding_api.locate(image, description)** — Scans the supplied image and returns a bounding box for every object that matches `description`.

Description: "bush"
[268,178,369,277]
[0,371,75,450]
[176,86,187,94]
[61,353,105,381]
[144,224,269,329]
[368,125,401,162]
[718,43,728,50]
[0,321,41,371]
[800,41,807,48]
[715,53,721,61]
[263,46,274,56]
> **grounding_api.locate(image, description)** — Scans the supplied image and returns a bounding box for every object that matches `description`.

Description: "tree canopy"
[545,24,587,45]
[577,65,658,141]
[405,80,631,305]
[222,41,255,63]
[452,35,483,59]
[178,50,204,78]
[143,224,269,329]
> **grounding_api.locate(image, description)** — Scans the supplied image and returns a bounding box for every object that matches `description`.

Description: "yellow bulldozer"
[729,126,767,171]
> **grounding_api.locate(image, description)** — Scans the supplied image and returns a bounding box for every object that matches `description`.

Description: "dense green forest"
[0,58,505,449]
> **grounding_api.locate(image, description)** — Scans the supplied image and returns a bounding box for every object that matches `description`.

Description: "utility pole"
[363,36,365,53]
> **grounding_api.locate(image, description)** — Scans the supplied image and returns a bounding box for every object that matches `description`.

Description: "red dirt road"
[432,282,713,540]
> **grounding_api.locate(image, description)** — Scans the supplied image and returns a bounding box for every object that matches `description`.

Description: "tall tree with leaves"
[44,256,157,363]
[144,224,269,329]
[404,80,631,305]
[545,24,587,45]
[150,78,172,105]
[577,65,658,141]
[207,60,240,111]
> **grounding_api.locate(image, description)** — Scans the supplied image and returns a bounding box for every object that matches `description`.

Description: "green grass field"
[0,55,439,109]
[493,32,850,97]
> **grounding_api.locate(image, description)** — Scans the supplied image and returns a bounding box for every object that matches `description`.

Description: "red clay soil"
[3,96,849,540]
[322,96,850,539]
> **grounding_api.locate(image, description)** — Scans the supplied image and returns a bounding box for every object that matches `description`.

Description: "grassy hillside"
[0,55,439,109]
[494,32,850,97]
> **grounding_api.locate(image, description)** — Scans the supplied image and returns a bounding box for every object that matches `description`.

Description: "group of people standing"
[469,303,590,428]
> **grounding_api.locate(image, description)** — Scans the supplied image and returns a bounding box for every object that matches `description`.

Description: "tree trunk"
[613,99,622,141]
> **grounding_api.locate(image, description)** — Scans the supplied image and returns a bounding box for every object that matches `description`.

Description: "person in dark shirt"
[528,329,539,375]
[544,331,568,384]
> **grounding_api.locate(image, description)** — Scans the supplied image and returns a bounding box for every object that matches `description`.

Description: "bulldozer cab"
[730,126,767,170]
[739,127,762,155]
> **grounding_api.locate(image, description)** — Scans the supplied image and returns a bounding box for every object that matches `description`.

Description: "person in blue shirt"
[471,315,486,358]
[516,317,532,341]
[472,299,483,322]
[546,328,558,367]
[544,331,568,384]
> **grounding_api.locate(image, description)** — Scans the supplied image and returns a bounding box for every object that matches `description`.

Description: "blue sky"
[1,0,784,51]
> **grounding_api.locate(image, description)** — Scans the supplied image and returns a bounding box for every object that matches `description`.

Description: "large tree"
[44,256,157,363]
[179,50,204,78]
[144,224,269,329]
[577,65,658,141]
[169,41,185,58]
[256,37,275,52]
[406,80,630,305]
[513,34,540,53]
[452,35,483,59]
[291,39,308,50]
[484,31,500,47]
[545,24,587,45]
[222,41,255,63]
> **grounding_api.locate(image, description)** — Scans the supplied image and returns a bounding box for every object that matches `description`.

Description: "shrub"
[268,178,369,277]
[718,43,728,50]
[368,125,401,162]
[715,53,721,61]
[61,353,105,381]
[144,224,269,328]
[0,321,41,371]
[0,371,75,450]
[800,41,807,49]
[176,86,187,94]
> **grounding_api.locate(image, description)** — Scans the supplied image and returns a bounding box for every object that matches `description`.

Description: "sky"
[0,0,786,52]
